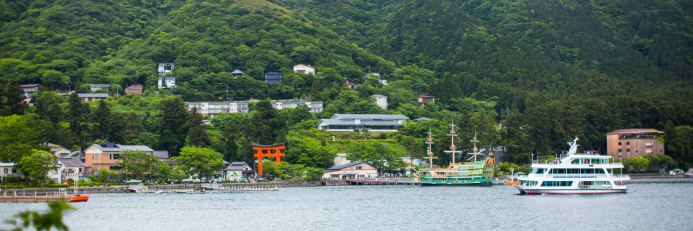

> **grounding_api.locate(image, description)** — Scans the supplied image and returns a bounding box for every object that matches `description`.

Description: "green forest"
[1,0,693,174]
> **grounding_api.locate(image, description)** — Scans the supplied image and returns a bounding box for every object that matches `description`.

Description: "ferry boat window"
[541,181,572,187]
[581,169,595,174]
[608,169,613,174]
[595,169,605,174]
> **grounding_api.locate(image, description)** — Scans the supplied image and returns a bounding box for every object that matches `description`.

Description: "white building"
[158,77,176,89]
[372,94,388,110]
[323,162,378,179]
[58,158,84,183]
[186,100,323,117]
[272,100,323,113]
[0,162,20,183]
[225,162,253,181]
[293,64,315,75]
[334,153,351,166]
[51,146,72,158]
[158,63,175,75]
[187,101,250,117]
[89,84,110,92]
[316,114,409,132]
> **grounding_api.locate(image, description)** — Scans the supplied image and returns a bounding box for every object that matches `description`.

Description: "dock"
[346,179,420,186]
[0,190,68,203]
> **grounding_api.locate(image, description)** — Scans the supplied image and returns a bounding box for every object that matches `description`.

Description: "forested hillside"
[278,0,693,165]
[1,0,692,170]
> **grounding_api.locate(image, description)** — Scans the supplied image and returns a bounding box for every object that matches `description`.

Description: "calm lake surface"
[2,179,692,231]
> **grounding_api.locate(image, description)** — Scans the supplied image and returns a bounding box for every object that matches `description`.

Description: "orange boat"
[67,180,89,203]
[506,181,520,186]
[69,195,89,202]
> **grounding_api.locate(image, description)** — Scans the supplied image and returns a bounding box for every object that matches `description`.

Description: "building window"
[618,142,621,145]
[3,168,7,173]
[626,149,630,152]
[618,149,622,152]
[626,142,630,145]
[12,168,16,173]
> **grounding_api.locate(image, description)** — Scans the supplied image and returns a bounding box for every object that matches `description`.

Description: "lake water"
[1,179,692,230]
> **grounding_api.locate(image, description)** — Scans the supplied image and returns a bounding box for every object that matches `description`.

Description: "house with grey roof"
[153,150,169,161]
[323,162,377,179]
[20,84,39,98]
[158,63,175,75]
[316,114,409,132]
[77,93,108,102]
[231,69,243,77]
[58,158,85,183]
[225,162,253,181]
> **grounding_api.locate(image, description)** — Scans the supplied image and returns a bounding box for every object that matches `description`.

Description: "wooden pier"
[0,190,68,203]
[346,179,420,186]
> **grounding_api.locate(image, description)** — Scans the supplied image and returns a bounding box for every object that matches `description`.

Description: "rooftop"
[231,69,243,74]
[607,129,664,135]
[90,143,154,152]
[77,93,109,98]
[225,162,252,171]
[20,84,39,88]
[371,94,388,98]
[89,84,110,88]
[59,158,85,168]
[325,162,367,172]
[153,150,169,159]
[331,114,409,120]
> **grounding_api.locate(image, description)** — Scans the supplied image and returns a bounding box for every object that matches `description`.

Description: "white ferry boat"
[515,137,630,195]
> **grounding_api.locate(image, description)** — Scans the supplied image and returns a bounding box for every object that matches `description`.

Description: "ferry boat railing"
[578,185,613,189]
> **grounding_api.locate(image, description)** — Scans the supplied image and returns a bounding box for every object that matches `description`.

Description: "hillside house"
[344,78,358,90]
[187,101,250,117]
[125,84,143,95]
[265,72,282,83]
[158,77,176,89]
[0,162,20,183]
[418,95,435,107]
[231,69,243,77]
[20,84,39,98]
[316,114,409,132]
[293,64,315,74]
[157,63,175,75]
[372,94,388,110]
[89,84,110,92]
[78,93,108,102]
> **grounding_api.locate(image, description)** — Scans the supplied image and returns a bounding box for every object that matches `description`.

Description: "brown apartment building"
[606,129,665,160]
[84,143,154,172]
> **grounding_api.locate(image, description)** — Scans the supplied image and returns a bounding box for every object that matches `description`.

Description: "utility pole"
[226,84,229,101]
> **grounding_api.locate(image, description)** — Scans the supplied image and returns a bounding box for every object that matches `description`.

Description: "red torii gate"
[252,142,287,175]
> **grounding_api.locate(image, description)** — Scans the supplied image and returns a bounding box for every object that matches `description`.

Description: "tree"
[304,167,324,181]
[18,150,57,187]
[66,93,88,149]
[502,111,530,164]
[5,200,74,231]
[171,146,224,181]
[221,121,238,161]
[157,97,189,156]
[92,100,115,141]
[117,150,160,180]
[261,160,283,180]
[2,79,27,116]
[41,70,69,89]
[347,141,405,176]
[0,114,39,162]
[187,107,210,147]
[287,105,314,126]
[248,100,287,144]
[624,157,649,173]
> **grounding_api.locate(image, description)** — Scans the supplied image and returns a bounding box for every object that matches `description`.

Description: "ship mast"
[425,129,437,169]
[468,131,480,162]
[444,121,462,164]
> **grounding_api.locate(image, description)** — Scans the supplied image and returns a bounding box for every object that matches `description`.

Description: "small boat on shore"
[515,137,630,195]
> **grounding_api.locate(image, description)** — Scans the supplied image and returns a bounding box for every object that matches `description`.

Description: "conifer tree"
[1,80,27,116]
[187,107,210,147]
